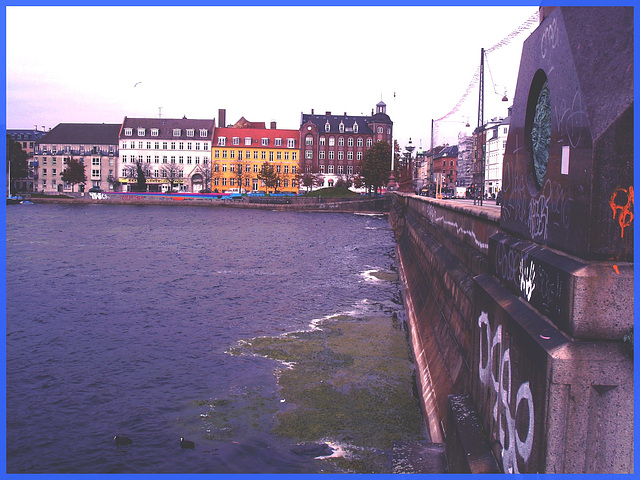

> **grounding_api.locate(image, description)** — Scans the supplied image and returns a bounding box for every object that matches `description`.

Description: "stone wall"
[390,193,633,473]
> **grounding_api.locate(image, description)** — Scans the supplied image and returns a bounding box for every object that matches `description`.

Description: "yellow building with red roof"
[212,119,299,194]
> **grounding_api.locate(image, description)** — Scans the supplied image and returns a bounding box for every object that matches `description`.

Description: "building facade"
[433,145,458,189]
[7,128,48,192]
[33,123,121,194]
[212,123,299,194]
[456,132,474,189]
[484,115,509,197]
[118,117,215,192]
[299,101,393,189]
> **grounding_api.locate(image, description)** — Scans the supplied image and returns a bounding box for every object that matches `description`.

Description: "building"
[212,116,299,194]
[118,117,215,192]
[484,113,510,197]
[34,123,121,194]
[433,145,458,189]
[456,132,474,190]
[7,128,48,192]
[299,101,393,190]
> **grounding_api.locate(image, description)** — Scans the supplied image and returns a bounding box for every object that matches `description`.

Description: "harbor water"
[5,203,425,473]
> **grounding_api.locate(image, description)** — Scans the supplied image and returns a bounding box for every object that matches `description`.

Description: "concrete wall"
[390,193,633,473]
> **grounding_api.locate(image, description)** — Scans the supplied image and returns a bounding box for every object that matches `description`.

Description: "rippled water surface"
[6,203,412,473]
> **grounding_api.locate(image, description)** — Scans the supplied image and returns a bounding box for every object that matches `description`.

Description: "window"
[325,121,330,132]
[305,150,313,159]
[328,165,334,174]
[233,137,240,145]
[353,122,358,133]
[277,151,282,160]
[328,151,334,160]
[147,142,152,149]
[130,141,135,149]
[214,150,220,159]
[253,164,259,173]
[284,165,289,174]
[338,137,344,147]
[217,137,226,146]
[366,138,372,147]
[269,152,274,161]
[154,142,160,149]
[92,158,100,166]
[292,152,297,160]
[347,152,353,160]
[276,165,281,173]
[285,152,289,160]
[163,156,168,163]
[338,165,344,174]
[222,164,227,172]
[151,129,159,137]
[347,165,353,174]
[138,128,146,136]
[154,156,159,163]
[329,137,335,147]
[200,129,208,137]
[338,152,344,160]
[179,156,184,164]
[244,137,252,146]
[377,127,383,134]
[348,138,354,147]
[261,138,269,146]
[230,164,235,172]
[230,150,235,159]
[138,141,144,149]
[171,156,176,164]
[261,151,266,160]
[319,165,325,173]
[187,143,192,150]
[146,156,151,163]
[339,122,344,133]
[187,129,194,137]
[92,169,100,178]
[162,142,168,149]
[305,136,313,146]
[124,128,133,136]
[121,142,127,149]
[274,138,282,146]
[287,138,295,148]
[222,150,228,159]
[173,129,181,136]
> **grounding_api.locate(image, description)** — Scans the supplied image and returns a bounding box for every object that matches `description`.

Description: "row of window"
[213,164,297,174]
[121,155,210,165]
[213,150,298,161]
[39,157,114,166]
[217,137,296,148]
[305,136,373,148]
[121,141,210,151]
[306,151,362,161]
[316,165,354,175]
[323,121,359,133]
[124,127,209,138]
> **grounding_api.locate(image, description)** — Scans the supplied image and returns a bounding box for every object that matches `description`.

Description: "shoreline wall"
[389,192,633,474]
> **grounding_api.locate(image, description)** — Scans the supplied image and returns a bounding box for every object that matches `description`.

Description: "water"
[6,203,416,473]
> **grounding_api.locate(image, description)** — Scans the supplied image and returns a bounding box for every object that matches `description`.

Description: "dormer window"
[173,129,181,136]
[261,138,269,146]
[287,138,296,148]
[187,129,195,137]
[353,122,358,133]
[339,122,345,133]
[151,128,159,137]
[124,128,133,136]
[217,137,226,146]
[325,121,331,132]
[232,137,240,145]
[199,129,208,137]
[138,128,146,136]
[274,138,282,146]
[244,137,252,145]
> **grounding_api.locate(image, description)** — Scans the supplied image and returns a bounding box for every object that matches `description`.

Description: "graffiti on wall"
[478,311,535,474]
[609,186,634,238]
[89,192,110,200]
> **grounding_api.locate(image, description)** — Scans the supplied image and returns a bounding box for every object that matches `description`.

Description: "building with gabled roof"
[118,116,215,192]
[212,120,299,194]
[33,123,121,193]
[7,128,48,192]
[299,101,393,190]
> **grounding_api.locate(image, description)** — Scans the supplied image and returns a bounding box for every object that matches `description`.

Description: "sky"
[6,5,539,149]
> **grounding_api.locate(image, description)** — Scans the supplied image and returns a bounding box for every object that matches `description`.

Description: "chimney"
[344,112,347,116]
[270,121,277,129]
[311,109,314,115]
[326,111,331,116]
[218,109,226,128]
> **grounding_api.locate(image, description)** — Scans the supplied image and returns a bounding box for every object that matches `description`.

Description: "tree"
[234,160,247,193]
[6,137,29,194]
[193,162,212,192]
[135,163,147,192]
[60,158,87,192]
[161,163,182,192]
[299,168,324,192]
[360,141,392,195]
[257,162,280,194]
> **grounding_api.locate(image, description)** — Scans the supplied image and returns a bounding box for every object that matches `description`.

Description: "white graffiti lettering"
[540,17,559,59]
[478,312,535,473]
[424,204,489,251]
[89,192,109,200]
[519,259,536,302]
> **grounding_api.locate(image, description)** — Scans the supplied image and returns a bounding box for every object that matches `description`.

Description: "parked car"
[88,187,103,193]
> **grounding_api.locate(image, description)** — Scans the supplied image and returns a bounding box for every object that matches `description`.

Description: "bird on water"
[180,437,195,449]
[114,435,132,446]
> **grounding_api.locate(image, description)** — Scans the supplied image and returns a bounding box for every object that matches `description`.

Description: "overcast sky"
[6,5,539,148]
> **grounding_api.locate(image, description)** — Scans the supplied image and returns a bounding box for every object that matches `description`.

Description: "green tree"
[360,141,392,195]
[6,137,29,194]
[258,162,280,194]
[60,158,87,192]
[299,168,323,192]
[135,163,147,192]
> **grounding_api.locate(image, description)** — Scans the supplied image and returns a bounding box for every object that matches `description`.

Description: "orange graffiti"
[613,265,620,275]
[610,186,634,238]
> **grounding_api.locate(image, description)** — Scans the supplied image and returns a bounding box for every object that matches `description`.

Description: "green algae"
[230,312,426,472]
